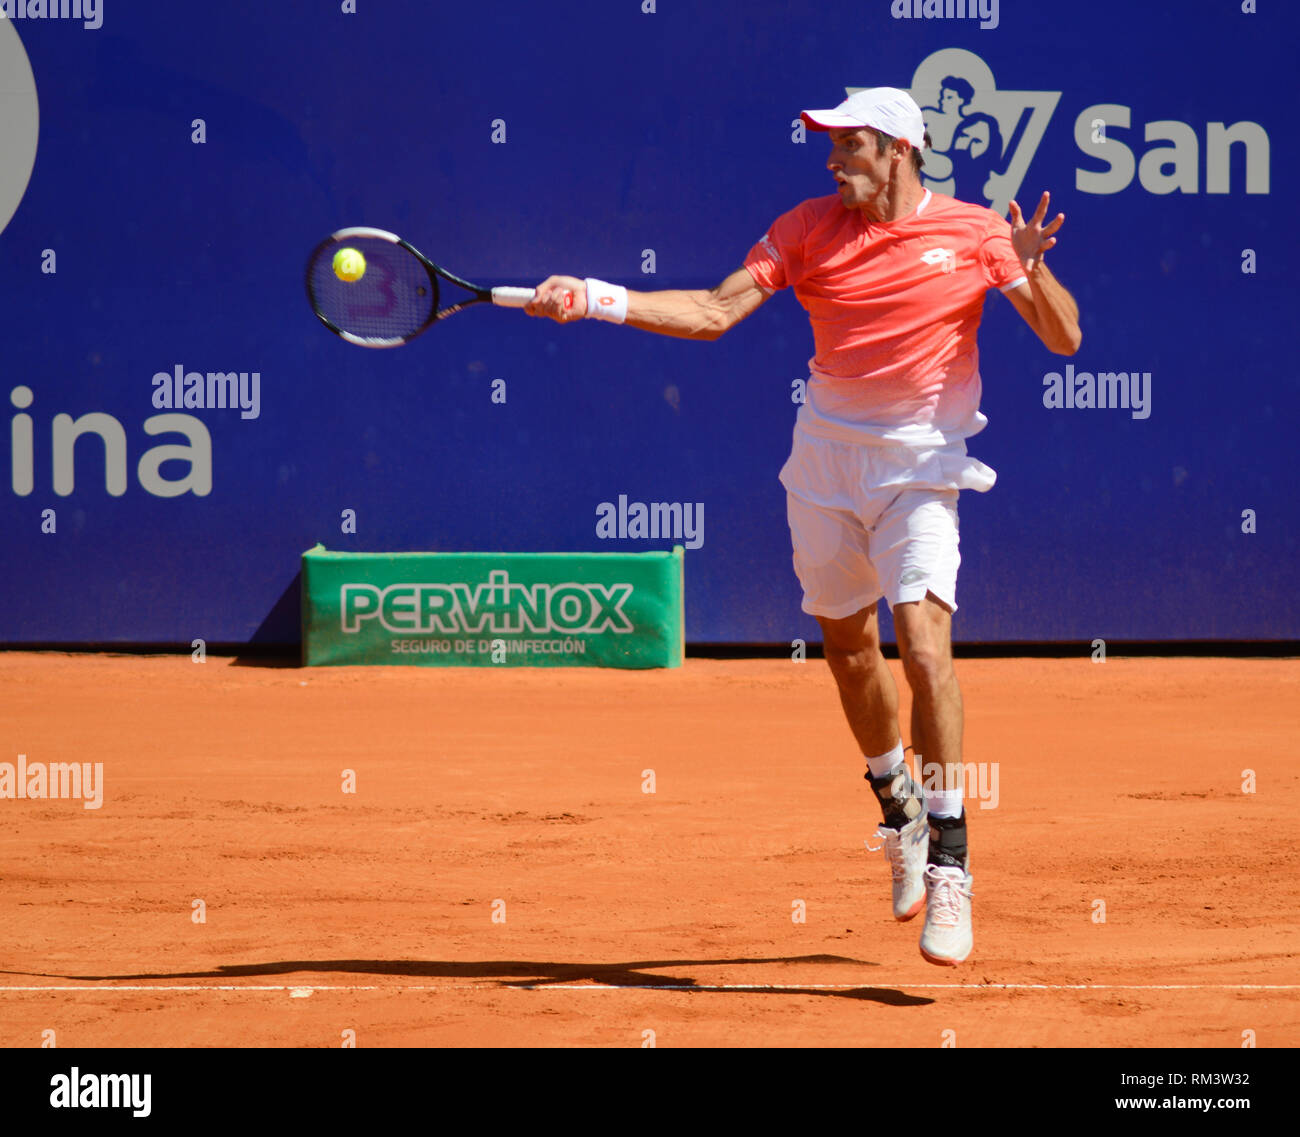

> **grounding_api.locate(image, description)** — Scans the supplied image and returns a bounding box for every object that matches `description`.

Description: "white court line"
[0,983,1297,993]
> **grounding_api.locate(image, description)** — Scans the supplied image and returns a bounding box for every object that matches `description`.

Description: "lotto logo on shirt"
[919,248,957,274]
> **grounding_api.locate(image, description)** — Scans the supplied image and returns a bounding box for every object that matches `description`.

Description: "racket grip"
[491,287,536,308]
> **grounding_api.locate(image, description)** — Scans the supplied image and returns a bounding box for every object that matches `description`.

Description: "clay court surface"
[0,651,1296,1048]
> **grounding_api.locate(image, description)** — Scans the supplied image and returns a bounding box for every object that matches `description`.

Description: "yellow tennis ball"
[333,247,366,283]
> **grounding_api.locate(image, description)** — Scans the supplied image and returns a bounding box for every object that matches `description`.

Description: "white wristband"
[584,278,628,324]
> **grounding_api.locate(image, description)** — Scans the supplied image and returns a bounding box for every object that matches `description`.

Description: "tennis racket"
[305,226,569,348]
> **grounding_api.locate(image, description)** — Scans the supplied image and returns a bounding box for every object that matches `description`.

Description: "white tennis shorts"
[779,426,997,619]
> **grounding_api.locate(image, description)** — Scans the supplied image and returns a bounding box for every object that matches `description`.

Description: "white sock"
[924,786,964,819]
[865,741,905,780]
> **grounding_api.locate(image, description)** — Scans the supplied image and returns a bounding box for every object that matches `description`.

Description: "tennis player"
[525,88,1081,965]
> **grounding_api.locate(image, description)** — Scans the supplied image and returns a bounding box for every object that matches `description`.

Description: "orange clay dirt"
[0,651,1296,1048]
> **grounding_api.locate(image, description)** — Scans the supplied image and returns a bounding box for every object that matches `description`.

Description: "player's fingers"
[531,276,586,322]
[1008,199,1023,225]
[539,282,566,320]
[527,277,559,317]
[1032,191,1050,223]
[1042,213,1066,237]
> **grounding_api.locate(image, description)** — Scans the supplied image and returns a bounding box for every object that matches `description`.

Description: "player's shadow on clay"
[45,954,934,1006]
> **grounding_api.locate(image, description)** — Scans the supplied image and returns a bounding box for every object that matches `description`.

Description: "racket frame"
[307,226,509,348]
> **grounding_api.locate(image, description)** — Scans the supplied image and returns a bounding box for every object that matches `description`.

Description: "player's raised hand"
[1009,192,1065,274]
[526,275,586,323]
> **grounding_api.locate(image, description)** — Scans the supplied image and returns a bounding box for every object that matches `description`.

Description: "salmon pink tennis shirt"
[744,189,1026,448]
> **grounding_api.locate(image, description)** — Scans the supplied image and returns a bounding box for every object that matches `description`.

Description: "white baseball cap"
[801,87,926,149]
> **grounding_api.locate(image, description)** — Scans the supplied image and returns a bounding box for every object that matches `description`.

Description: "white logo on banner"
[852,48,1060,215]
[849,47,1269,209]
[0,22,39,239]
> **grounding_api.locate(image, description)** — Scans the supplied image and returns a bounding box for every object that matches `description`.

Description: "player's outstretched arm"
[525,267,770,341]
[1005,191,1083,356]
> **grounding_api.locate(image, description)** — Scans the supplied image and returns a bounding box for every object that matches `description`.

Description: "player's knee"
[899,645,953,693]
[823,642,880,686]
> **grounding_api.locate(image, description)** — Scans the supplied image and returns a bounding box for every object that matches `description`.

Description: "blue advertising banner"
[0,0,1294,644]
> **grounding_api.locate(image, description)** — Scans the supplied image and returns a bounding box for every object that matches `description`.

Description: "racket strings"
[307,236,438,345]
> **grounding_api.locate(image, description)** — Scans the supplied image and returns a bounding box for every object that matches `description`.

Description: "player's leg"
[816,606,929,921]
[895,590,971,870]
[894,590,965,838]
[780,430,930,922]
[873,489,973,963]
[816,603,926,831]
[784,488,901,763]
[781,429,905,772]
[815,604,897,757]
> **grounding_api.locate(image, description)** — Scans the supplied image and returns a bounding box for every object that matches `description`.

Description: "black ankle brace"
[868,765,924,830]
[928,812,968,871]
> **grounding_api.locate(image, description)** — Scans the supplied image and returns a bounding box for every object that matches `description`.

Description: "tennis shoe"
[919,864,973,966]
[865,809,929,921]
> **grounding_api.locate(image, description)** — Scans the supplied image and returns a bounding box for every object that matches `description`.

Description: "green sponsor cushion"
[301,545,684,668]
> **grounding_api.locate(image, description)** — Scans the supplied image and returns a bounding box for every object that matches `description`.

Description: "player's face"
[827,128,894,213]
